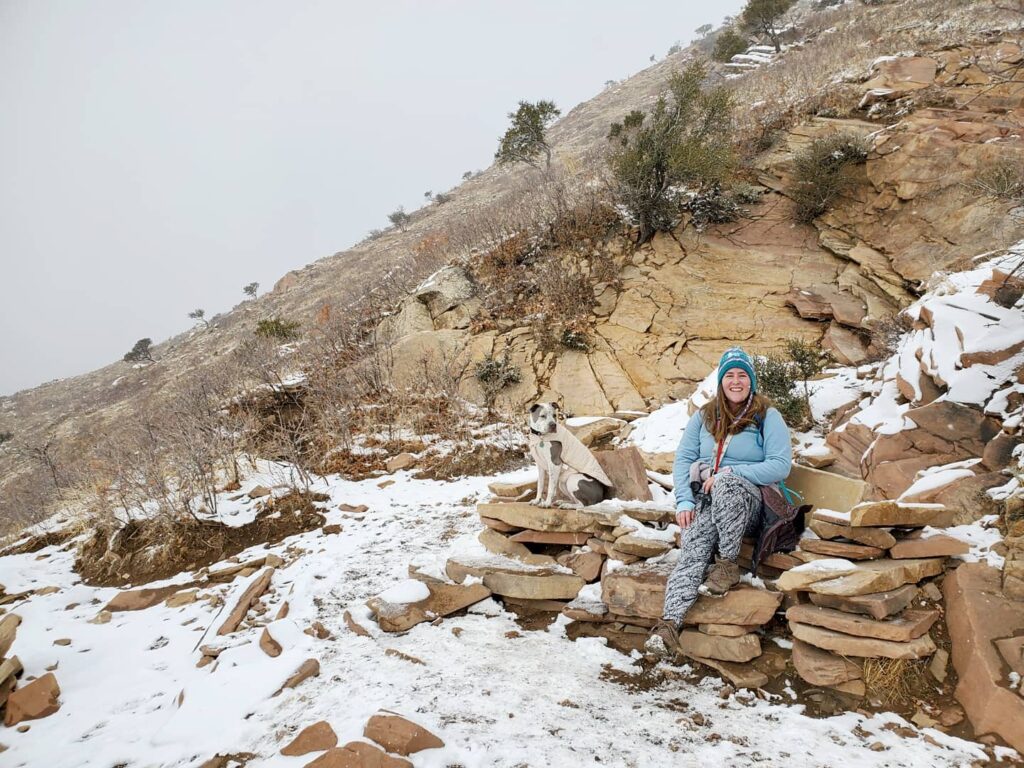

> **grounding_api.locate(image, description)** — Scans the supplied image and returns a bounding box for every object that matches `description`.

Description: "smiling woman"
[648,346,798,654]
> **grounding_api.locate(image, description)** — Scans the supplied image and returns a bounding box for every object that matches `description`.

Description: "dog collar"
[529,427,543,436]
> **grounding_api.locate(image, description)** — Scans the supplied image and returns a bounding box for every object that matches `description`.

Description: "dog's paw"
[528,498,540,507]
[555,500,582,510]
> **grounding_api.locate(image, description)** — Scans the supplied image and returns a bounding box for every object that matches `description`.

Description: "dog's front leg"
[529,445,546,506]
[542,445,562,508]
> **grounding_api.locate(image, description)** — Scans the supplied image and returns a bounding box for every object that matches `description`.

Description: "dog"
[527,402,614,508]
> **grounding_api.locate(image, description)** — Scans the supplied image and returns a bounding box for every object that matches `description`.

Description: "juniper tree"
[740,0,796,53]
[388,207,411,231]
[695,23,713,37]
[188,308,209,327]
[124,338,155,363]
[495,100,561,169]
[606,61,734,244]
[243,282,259,299]
[713,28,748,62]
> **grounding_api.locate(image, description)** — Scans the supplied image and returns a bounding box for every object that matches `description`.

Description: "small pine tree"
[388,207,411,231]
[255,318,300,341]
[712,28,749,62]
[495,100,561,169]
[188,308,209,327]
[243,282,259,299]
[740,0,797,53]
[696,23,713,37]
[123,338,155,363]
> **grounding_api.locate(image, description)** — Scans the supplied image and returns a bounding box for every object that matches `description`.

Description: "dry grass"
[861,657,924,705]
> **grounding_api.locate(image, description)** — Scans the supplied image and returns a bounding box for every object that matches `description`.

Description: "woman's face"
[721,367,751,406]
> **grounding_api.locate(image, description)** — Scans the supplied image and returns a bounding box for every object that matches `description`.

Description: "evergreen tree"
[495,100,561,169]
[123,338,155,363]
[243,282,259,299]
[740,0,796,53]
[713,28,749,62]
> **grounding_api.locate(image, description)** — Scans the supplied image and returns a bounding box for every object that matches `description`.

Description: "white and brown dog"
[527,402,613,508]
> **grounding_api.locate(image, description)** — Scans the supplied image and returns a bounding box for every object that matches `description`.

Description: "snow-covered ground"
[0,465,1000,768]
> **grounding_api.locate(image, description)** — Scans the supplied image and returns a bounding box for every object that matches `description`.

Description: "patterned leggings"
[662,472,762,627]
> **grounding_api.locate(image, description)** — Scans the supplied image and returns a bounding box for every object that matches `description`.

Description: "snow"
[376,579,431,605]
[625,400,689,453]
[898,460,981,500]
[789,557,856,574]
[940,515,1006,568]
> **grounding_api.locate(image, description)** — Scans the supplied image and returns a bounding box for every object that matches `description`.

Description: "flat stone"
[247,485,271,499]
[260,627,283,657]
[995,636,1024,678]
[808,584,918,620]
[776,560,859,591]
[479,516,521,533]
[305,742,412,768]
[282,721,339,756]
[273,658,320,696]
[386,453,416,472]
[787,465,867,515]
[678,631,761,663]
[944,563,1024,753]
[105,585,184,612]
[687,656,769,689]
[487,478,536,501]
[889,532,970,559]
[475,502,611,533]
[446,555,584,601]
[478,529,553,565]
[699,623,756,637]
[808,519,896,549]
[363,711,444,755]
[808,558,944,596]
[165,589,199,608]
[509,531,590,545]
[799,538,885,560]
[792,639,862,686]
[218,568,275,635]
[0,614,21,658]
[787,604,939,641]
[848,501,952,528]
[566,418,626,447]
[594,446,653,501]
[612,534,672,558]
[4,673,60,726]
[790,622,936,659]
[601,561,782,623]
[368,582,491,633]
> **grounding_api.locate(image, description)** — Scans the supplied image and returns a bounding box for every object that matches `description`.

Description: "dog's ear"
[529,403,542,414]
[549,402,560,413]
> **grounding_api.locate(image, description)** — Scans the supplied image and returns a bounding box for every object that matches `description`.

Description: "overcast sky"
[0,0,744,396]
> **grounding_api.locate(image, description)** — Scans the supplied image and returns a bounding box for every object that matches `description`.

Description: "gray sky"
[0,0,744,396]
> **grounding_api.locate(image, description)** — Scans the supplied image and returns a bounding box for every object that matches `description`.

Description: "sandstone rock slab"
[888,532,970,560]
[4,673,60,726]
[282,721,339,756]
[368,581,491,633]
[509,531,590,545]
[475,502,611,533]
[792,639,862,686]
[105,585,185,612]
[799,538,885,561]
[305,742,412,768]
[790,622,936,659]
[487,478,536,501]
[612,534,672,558]
[848,501,952,528]
[787,604,938,642]
[594,447,653,501]
[363,711,444,755]
[808,519,896,549]
[808,584,918,620]
[446,555,584,601]
[678,630,761,663]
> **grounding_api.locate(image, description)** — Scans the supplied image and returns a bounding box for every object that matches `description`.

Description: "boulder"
[944,563,1024,753]
[556,550,604,582]
[808,584,918,620]
[792,639,862,686]
[282,721,339,756]
[888,532,970,559]
[363,711,444,755]
[4,673,60,726]
[790,622,936,659]
[594,447,653,501]
[847,501,952,528]
[678,631,761,663]
[446,555,584,601]
[414,266,475,318]
[305,742,412,768]
[787,604,939,642]
[601,562,782,623]
[368,581,491,633]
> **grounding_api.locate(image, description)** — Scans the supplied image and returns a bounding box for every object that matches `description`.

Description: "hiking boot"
[646,619,680,657]
[700,557,740,596]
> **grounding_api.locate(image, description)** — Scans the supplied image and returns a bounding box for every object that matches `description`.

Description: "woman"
[648,347,793,654]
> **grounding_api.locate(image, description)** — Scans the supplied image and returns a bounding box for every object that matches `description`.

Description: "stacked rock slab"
[0,614,22,719]
[782,500,962,696]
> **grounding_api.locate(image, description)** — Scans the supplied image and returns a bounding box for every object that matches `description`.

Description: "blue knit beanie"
[717,347,757,393]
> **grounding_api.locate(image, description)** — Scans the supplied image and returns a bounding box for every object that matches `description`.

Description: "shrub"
[433,192,453,204]
[123,338,155,363]
[786,338,827,408]
[713,28,749,61]
[495,100,561,169]
[685,184,741,229]
[243,282,259,299]
[667,42,682,56]
[790,132,870,222]
[731,181,764,204]
[255,318,301,341]
[0,431,12,446]
[560,326,591,352]
[475,353,522,413]
[867,311,914,360]
[607,61,735,243]
[753,353,810,429]
[388,207,411,231]
[188,308,209,327]
[696,23,713,37]
[968,157,1024,202]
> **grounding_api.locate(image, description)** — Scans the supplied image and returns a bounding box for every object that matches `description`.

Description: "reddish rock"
[944,563,1024,753]
[0,614,21,658]
[787,604,938,642]
[594,446,653,501]
[799,538,884,560]
[509,531,590,545]
[323,524,343,536]
[282,721,338,756]
[792,639,862,686]
[274,659,320,696]
[363,711,444,755]
[808,584,917,620]
[4,673,60,726]
[678,631,761,663]
[790,622,936,659]
[556,550,604,582]
[260,627,282,657]
[105,585,184,612]
[367,582,491,633]
[385,454,416,473]
[808,519,896,549]
[889,532,970,559]
[305,741,412,768]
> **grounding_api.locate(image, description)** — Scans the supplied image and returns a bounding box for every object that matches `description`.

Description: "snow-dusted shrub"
[712,28,748,62]
[790,132,870,222]
[968,157,1024,203]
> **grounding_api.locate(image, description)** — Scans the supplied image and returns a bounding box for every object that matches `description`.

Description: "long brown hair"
[700,388,771,443]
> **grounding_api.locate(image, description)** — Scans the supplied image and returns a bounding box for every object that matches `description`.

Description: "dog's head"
[528,402,559,435]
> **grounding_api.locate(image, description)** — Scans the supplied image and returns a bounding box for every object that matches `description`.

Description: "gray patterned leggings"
[662,472,762,627]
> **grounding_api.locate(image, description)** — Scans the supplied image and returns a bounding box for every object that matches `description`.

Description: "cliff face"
[3,2,1023,530]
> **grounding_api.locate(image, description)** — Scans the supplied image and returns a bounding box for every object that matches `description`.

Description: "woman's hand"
[702,474,718,495]
[676,509,694,529]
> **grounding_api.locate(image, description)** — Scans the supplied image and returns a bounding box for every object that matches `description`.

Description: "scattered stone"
[377,480,395,489]
[792,639,862,686]
[247,485,271,499]
[787,604,939,642]
[323,524,343,536]
[808,585,918,620]
[306,621,332,640]
[4,673,60,726]
[276,601,290,620]
[790,622,936,659]
[344,610,372,638]
[106,585,185,612]
[281,721,338,756]
[368,581,491,633]
[165,590,199,608]
[678,631,761,663]
[689,656,769,689]
[260,627,283,657]
[363,711,444,755]
[338,504,369,514]
[218,568,275,635]
[386,454,416,473]
[888,532,970,560]
[89,611,111,625]
[52,638,71,647]
[273,658,320,696]
[383,649,425,666]
[305,742,412,768]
